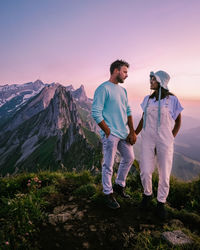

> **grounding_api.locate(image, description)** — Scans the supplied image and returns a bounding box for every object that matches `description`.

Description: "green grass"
[0,169,200,249]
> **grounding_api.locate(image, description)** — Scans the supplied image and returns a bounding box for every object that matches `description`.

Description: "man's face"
[116,66,128,83]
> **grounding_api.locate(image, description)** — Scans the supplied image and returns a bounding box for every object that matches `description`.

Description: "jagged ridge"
[0,84,101,175]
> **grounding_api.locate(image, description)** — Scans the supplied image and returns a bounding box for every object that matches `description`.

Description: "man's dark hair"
[110,60,129,74]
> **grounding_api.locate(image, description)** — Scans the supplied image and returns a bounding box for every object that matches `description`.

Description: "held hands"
[126,131,137,145]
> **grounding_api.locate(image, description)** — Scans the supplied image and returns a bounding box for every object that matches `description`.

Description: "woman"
[135,70,183,219]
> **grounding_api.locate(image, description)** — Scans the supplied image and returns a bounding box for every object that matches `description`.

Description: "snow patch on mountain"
[0,80,45,107]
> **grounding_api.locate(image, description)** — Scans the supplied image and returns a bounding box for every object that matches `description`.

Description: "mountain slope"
[0,79,45,107]
[0,85,101,175]
[175,126,200,162]
[72,85,99,134]
[0,80,45,127]
[172,152,200,181]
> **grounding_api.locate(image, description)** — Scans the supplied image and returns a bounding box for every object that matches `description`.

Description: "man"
[92,60,137,209]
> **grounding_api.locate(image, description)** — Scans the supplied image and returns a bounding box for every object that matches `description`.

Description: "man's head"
[110,60,129,83]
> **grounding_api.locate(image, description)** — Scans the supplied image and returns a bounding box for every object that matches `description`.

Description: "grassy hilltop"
[0,163,200,249]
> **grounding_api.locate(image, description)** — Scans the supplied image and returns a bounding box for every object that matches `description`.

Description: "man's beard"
[116,75,124,83]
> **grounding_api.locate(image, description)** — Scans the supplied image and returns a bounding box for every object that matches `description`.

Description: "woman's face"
[150,76,159,90]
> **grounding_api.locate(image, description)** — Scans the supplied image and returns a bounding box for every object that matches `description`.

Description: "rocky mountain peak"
[0,81,101,174]
[49,84,82,130]
[33,79,43,84]
[32,79,44,88]
[0,84,58,133]
[80,84,84,89]
[0,80,45,111]
[30,84,58,110]
[72,84,87,102]
[66,84,74,92]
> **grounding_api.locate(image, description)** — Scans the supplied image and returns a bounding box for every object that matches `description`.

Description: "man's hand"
[105,127,111,138]
[98,120,110,138]
[126,131,137,145]
[127,116,137,144]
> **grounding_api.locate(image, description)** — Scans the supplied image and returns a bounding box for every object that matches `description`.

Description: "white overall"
[140,97,174,203]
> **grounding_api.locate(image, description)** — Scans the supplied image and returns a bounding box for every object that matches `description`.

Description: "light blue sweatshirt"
[92,81,132,139]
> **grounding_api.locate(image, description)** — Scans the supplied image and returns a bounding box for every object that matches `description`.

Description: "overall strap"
[157,86,162,131]
[142,97,150,129]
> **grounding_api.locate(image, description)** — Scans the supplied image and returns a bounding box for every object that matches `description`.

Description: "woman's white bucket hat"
[143,70,171,130]
[150,70,170,90]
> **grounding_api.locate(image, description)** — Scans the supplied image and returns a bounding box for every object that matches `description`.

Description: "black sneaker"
[105,193,120,209]
[113,183,130,199]
[140,194,153,210]
[157,201,166,220]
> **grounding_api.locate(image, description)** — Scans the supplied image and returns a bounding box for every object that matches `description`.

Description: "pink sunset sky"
[1,1,200,109]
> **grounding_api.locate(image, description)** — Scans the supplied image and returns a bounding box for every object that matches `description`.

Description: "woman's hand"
[172,113,181,138]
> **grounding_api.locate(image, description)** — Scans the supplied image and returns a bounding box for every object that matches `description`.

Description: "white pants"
[101,134,134,195]
[140,103,174,203]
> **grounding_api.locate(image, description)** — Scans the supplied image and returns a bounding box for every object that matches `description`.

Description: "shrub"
[64,170,93,186]
[74,183,96,197]
[0,192,47,249]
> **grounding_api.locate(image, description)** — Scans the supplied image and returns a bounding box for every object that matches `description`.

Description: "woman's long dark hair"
[150,83,174,100]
